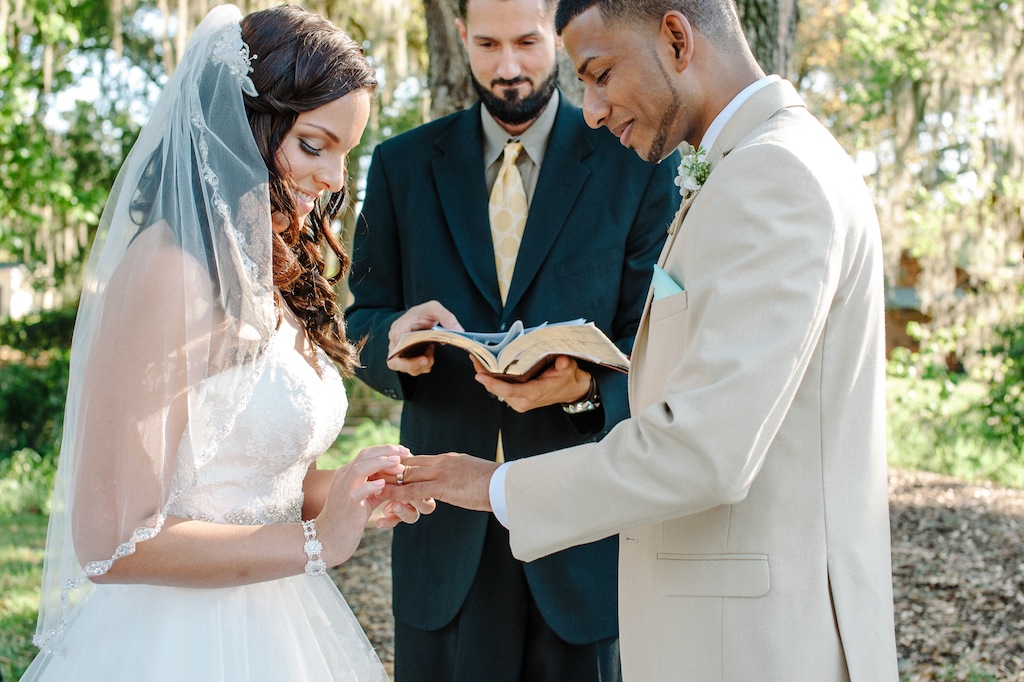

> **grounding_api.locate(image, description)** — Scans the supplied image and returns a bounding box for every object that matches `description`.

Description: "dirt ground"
[333,468,1024,680]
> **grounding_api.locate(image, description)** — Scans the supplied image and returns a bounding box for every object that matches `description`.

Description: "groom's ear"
[661,11,694,72]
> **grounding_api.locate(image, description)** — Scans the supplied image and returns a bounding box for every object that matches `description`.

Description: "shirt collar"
[481,89,560,168]
[699,75,780,154]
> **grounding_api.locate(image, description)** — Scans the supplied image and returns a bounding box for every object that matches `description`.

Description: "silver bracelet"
[301,519,327,577]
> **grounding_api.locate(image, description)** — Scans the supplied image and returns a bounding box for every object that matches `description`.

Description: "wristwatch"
[561,376,601,414]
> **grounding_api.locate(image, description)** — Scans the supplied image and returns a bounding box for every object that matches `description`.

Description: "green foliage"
[887,347,1024,488]
[0,0,149,289]
[0,305,78,356]
[373,78,429,144]
[799,0,1024,369]
[975,322,1024,447]
[0,512,47,682]
[939,664,999,682]
[0,353,70,462]
[0,449,56,516]
[318,419,402,470]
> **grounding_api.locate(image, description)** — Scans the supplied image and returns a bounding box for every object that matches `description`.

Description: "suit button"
[499,322,507,331]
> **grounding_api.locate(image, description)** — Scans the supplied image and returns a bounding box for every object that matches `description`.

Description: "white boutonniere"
[674,144,711,200]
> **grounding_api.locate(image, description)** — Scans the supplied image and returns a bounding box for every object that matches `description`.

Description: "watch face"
[562,377,601,414]
[563,398,599,414]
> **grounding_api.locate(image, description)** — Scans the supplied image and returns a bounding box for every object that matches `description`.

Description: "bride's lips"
[296,189,319,216]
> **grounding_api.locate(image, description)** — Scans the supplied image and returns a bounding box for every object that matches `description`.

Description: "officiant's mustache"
[473,65,558,127]
[492,76,531,91]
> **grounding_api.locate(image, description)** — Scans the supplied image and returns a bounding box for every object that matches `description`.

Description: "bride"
[21,5,432,680]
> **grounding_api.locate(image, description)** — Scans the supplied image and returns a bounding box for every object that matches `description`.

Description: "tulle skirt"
[21,574,388,681]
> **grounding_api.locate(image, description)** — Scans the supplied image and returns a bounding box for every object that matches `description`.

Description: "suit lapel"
[631,81,807,407]
[708,79,806,164]
[630,189,686,405]
[432,104,502,315]
[658,192,696,266]
[503,96,591,314]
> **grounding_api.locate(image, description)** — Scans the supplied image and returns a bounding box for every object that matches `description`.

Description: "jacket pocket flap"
[655,553,769,597]
[649,290,688,323]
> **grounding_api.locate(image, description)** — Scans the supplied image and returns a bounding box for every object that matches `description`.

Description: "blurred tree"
[797,0,1024,370]
[423,0,471,119]
[2,0,805,300]
[0,0,428,305]
[0,0,157,297]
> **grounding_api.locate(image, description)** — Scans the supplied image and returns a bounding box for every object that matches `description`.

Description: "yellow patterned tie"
[489,141,528,304]
[489,142,527,464]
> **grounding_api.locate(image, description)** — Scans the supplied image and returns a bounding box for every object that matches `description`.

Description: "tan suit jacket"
[503,80,898,680]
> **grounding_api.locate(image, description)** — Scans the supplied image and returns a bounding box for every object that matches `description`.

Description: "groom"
[385,0,900,679]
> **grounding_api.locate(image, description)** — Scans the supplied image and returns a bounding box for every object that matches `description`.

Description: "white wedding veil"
[34,4,275,652]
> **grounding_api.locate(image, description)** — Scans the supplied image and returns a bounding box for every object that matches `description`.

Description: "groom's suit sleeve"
[502,138,869,561]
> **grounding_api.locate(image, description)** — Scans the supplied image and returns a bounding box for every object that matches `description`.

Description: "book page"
[388,319,626,382]
[426,320,526,354]
[497,323,629,377]
[388,328,501,372]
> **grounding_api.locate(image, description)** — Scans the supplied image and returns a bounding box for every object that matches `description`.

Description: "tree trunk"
[735,0,799,78]
[422,0,472,119]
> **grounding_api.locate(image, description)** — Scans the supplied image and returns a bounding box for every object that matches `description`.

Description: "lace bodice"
[168,330,347,525]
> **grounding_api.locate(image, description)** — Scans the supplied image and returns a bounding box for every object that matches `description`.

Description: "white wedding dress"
[23,328,388,681]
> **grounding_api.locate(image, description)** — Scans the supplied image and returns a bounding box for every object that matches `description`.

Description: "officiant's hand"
[387,300,464,376]
[381,454,496,513]
[472,355,592,413]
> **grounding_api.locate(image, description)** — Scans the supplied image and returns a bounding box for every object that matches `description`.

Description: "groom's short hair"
[553,0,732,42]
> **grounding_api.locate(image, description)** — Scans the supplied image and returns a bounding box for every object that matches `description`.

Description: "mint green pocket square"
[652,265,684,301]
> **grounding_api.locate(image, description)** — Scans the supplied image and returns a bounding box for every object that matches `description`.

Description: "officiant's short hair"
[458,0,558,20]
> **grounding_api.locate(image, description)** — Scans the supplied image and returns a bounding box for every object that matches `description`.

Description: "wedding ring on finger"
[396,465,406,486]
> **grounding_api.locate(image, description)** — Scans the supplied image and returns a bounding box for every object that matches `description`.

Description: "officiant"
[344,0,678,678]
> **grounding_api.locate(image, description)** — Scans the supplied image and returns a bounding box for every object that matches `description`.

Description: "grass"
[317,419,401,470]
[887,377,1024,489]
[0,512,47,681]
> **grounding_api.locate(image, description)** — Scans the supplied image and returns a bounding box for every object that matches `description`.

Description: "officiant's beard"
[473,65,559,128]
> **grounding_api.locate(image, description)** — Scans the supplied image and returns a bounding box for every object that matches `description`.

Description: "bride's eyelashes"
[299,138,321,155]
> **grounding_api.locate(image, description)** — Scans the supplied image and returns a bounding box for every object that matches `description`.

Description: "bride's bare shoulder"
[117,220,213,294]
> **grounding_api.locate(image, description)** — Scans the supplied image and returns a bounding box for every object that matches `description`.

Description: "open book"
[387,319,630,382]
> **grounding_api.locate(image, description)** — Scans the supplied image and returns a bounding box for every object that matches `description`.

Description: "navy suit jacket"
[346,94,679,644]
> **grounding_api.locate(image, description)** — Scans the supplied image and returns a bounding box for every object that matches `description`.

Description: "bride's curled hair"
[241,5,377,375]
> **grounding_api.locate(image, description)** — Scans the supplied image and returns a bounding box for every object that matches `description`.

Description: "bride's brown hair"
[241,5,377,375]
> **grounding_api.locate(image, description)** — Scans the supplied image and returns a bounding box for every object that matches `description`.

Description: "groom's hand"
[381,454,496,512]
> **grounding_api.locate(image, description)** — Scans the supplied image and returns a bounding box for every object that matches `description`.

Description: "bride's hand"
[376,495,437,529]
[315,445,406,566]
